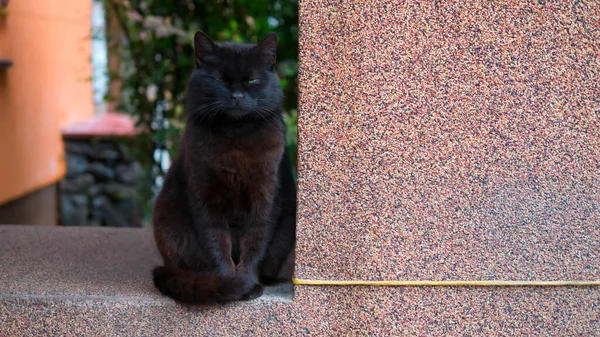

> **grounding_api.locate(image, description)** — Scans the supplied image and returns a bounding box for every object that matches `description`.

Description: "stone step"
[0,225,293,336]
[1,225,599,335]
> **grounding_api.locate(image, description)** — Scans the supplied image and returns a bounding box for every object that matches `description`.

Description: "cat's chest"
[209,132,282,177]
[213,146,264,174]
[188,126,284,204]
[201,148,280,215]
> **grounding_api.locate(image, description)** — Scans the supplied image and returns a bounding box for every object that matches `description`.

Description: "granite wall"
[293,0,599,334]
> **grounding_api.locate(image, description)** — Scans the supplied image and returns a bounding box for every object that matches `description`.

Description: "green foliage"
[103,0,298,224]
[283,108,297,180]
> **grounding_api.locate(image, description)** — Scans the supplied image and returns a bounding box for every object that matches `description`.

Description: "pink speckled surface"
[296,1,600,282]
[1,226,598,335]
[2,287,599,336]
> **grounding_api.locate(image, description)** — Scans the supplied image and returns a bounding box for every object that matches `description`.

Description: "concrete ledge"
[2,225,598,336]
[0,225,293,336]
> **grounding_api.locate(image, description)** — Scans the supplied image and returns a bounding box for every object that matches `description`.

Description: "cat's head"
[187,31,283,124]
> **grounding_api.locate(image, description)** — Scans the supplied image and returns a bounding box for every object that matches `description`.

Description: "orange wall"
[0,0,94,204]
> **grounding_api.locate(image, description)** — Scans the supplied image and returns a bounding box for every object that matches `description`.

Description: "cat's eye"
[247,79,260,84]
[213,77,225,83]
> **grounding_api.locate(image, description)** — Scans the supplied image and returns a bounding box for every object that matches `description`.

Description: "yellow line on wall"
[293,278,600,287]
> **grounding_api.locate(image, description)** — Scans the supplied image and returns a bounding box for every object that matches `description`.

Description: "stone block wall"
[60,139,142,227]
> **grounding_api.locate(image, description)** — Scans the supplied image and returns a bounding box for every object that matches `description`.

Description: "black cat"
[152,31,296,304]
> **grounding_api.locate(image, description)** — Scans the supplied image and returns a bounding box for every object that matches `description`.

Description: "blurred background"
[0,0,298,227]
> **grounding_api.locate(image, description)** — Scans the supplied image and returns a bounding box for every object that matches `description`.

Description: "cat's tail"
[152,266,260,305]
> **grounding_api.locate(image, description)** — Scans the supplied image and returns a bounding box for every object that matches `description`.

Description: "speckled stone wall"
[296,1,599,284]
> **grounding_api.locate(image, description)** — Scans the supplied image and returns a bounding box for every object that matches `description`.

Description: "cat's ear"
[194,31,217,67]
[255,33,277,70]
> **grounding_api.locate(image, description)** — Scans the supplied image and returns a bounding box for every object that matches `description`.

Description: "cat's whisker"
[189,101,226,125]
[192,102,220,115]
[252,107,280,129]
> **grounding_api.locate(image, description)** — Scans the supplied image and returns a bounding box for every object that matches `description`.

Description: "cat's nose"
[231,91,244,100]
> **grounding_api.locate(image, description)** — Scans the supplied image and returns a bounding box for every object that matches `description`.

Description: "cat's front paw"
[239,283,263,301]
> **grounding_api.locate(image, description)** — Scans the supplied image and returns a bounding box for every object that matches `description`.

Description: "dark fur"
[152,31,296,305]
